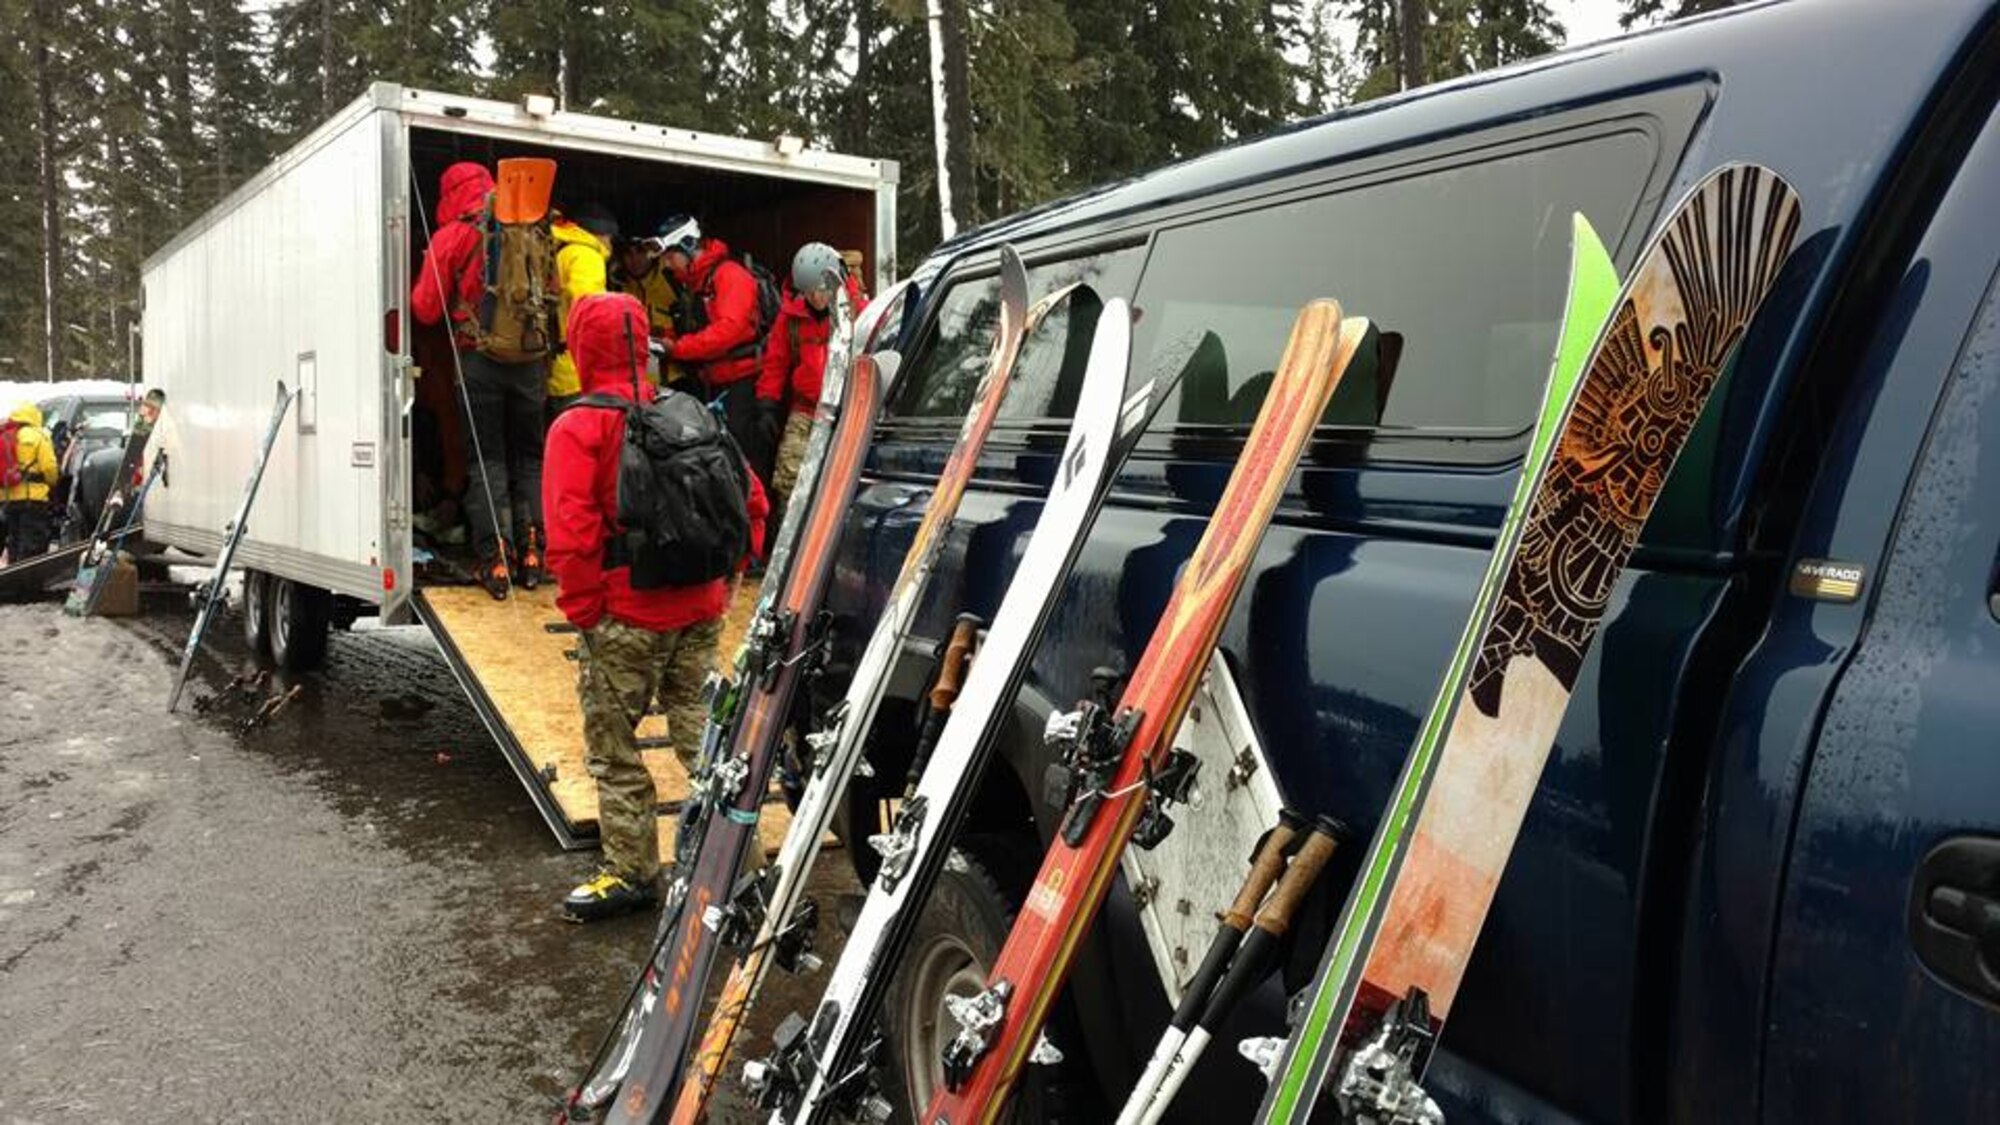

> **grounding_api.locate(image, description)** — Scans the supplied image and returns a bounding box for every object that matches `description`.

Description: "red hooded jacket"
[410,162,494,351]
[668,238,761,385]
[544,292,768,632]
[756,275,867,416]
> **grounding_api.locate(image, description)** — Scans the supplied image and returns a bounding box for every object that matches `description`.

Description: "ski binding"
[773,897,822,974]
[940,979,1013,1091]
[701,868,769,948]
[1046,698,1144,846]
[1335,988,1445,1125]
[867,794,928,892]
[1131,746,1201,850]
[1240,1035,1286,1081]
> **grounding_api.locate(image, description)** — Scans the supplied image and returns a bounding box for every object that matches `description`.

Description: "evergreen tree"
[266,0,481,143]
[1621,0,1742,30]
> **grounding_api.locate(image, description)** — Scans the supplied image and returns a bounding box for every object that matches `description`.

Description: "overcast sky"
[1555,0,1633,45]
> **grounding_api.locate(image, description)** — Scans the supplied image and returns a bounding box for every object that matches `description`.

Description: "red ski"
[925,300,1368,1124]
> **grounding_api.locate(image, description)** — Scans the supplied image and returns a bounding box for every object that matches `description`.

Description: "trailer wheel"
[269,576,332,671]
[882,840,1095,1123]
[242,569,273,657]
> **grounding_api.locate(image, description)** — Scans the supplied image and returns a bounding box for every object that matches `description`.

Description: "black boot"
[561,869,658,923]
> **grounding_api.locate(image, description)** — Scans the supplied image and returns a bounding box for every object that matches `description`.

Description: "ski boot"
[561,869,658,923]
[517,526,546,591]
[477,540,512,601]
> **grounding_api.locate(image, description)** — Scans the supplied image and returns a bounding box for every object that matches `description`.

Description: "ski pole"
[1116,809,1307,1125]
[1136,815,1346,1125]
[904,613,983,797]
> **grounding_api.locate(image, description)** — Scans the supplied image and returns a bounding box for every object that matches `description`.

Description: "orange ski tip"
[494,157,557,224]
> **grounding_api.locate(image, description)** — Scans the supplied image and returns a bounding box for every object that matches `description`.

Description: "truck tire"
[882,840,1096,1123]
[269,576,331,671]
[242,569,273,657]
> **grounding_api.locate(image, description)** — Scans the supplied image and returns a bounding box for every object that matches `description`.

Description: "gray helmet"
[790,242,844,296]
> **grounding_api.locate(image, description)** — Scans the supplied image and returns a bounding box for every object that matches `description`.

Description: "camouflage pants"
[577,615,721,883]
[771,410,815,504]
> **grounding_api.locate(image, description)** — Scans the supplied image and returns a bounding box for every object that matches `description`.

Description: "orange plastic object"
[494,158,557,224]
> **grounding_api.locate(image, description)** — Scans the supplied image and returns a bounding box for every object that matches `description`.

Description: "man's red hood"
[681,237,732,287]
[568,292,651,397]
[436,162,493,226]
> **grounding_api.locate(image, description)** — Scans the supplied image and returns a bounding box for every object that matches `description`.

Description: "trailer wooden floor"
[419,581,805,859]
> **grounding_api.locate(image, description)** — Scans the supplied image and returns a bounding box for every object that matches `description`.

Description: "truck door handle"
[1909,836,2000,1007]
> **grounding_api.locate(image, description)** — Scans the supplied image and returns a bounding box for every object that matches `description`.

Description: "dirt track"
[0,593,848,1123]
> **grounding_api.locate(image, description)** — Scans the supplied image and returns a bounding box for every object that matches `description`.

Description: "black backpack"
[678,253,783,362]
[578,326,752,588]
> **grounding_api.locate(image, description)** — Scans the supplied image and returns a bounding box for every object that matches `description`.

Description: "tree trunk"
[940,0,976,225]
[845,0,875,151]
[27,0,62,380]
[319,0,333,115]
[924,0,957,238]
[1398,0,1426,90]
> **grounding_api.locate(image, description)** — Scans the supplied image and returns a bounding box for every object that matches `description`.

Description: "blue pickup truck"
[810,0,2000,1119]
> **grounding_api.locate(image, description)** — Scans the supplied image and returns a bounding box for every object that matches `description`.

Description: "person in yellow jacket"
[613,236,688,387]
[546,202,618,416]
[2,402,60,564]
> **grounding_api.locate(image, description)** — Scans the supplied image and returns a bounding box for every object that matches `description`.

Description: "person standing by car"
[544,292,768,922]
[757,242,864,512]
[653,215,775,478]
[2,401,60,564]
[410,161,549,601]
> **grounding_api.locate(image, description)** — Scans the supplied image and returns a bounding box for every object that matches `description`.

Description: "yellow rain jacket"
[3,402,58,503]
[547,219,611,399]
[622,261,684,386]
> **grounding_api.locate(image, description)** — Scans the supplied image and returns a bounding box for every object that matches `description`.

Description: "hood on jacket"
[569,292,651,397]
[680,237,732,287]
[553,218,610,256]
[9,402,43,427]
[435,162,493,227]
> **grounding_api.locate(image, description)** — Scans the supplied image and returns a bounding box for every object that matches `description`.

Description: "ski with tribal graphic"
[1256,164,1802,1124]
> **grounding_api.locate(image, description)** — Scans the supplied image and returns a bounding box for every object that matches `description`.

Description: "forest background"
[0,0,1737,380]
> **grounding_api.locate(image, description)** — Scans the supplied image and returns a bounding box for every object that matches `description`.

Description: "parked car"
[37,392,136,541]
[817,0,2000,1120]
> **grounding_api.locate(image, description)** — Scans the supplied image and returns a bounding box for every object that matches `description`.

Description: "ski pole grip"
[930,613,984,713]
[1222,809,1306,931]
[908,614,984,791]
[1253,816,1346,938]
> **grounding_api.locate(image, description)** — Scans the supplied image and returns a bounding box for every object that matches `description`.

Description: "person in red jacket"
[410,160,548,600]
[756,242,866,510]
[652,215,771,479]
[545,291,768,921]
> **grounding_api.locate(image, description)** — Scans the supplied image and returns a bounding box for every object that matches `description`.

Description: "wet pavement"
[0,592,854,1123]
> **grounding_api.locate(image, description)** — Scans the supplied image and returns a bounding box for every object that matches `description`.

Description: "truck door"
[1757,129,2000,1119]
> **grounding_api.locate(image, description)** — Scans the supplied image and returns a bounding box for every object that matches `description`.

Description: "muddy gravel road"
[0,594,854,1123]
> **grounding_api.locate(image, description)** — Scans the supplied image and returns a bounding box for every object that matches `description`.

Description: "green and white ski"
[1255,165,1802,1122]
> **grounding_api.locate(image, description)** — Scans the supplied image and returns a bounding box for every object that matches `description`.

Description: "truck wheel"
[269,576,331,671]
[242,569,273,657]
[882,841,1095,1123]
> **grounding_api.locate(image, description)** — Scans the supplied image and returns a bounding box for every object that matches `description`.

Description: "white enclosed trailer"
[142,83,897,845]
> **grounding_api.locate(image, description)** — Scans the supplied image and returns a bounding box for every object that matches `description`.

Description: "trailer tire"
[242,569,273,657]
[269,576,331,671]
[882,839,1096,1123]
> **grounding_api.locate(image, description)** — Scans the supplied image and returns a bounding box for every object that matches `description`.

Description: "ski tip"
[999,244,1031,319]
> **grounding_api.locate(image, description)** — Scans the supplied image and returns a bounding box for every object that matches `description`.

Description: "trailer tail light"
[384,308,401,354]
[383,567,397,592]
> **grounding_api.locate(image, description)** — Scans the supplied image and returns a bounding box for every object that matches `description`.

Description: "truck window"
[891,247,1147,420]
[1132,130,1657,433]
